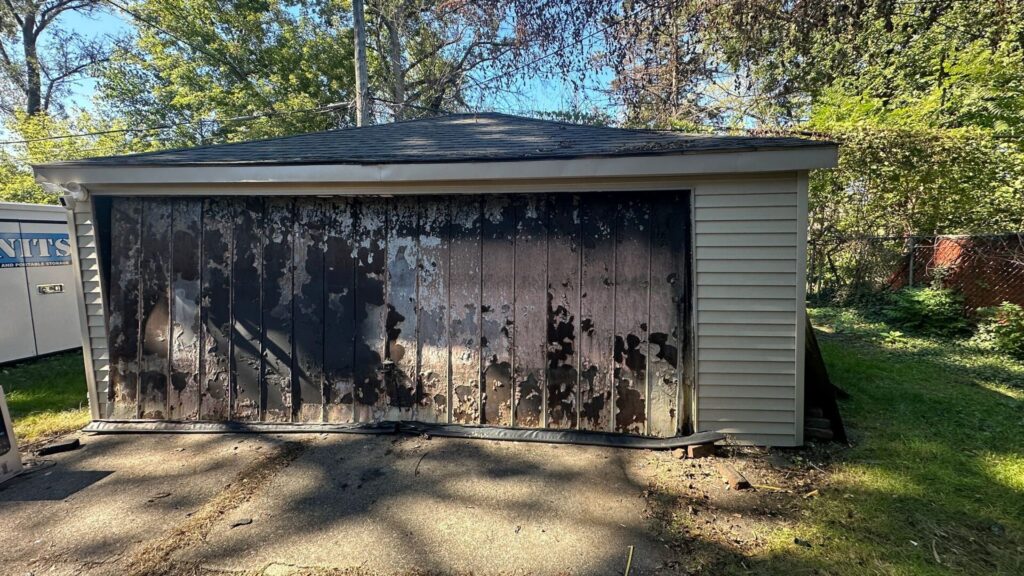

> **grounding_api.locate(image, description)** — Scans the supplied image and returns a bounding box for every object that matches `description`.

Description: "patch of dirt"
[635,442,840,573]
[110,440,307,576]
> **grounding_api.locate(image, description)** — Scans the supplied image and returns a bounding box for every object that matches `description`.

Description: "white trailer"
[0,202,82,364]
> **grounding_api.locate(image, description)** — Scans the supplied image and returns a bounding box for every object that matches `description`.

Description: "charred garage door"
[96,192,692,437]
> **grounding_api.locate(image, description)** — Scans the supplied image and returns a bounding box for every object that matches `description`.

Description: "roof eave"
[34,146,838,189]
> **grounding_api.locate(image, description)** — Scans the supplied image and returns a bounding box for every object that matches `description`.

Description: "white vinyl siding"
[68,199,109,419]
[693,174,802,446]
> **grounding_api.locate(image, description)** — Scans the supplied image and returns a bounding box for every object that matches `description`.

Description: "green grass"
[759,307,1024,575]
[0,351,90,444]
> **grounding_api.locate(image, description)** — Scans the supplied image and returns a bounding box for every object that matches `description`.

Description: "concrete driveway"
[0,432,680,575]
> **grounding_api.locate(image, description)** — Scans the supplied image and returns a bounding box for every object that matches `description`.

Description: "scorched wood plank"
[513,195,546,428]
[169,198,202,420]
[480,195,514,426]
[200,197,234,420]
[417,197,450,423]
[108,197,142,419]
[138,199,171,419]
[448,195,481,424]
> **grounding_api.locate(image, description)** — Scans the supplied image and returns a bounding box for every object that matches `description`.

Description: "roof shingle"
[42,112,834,167]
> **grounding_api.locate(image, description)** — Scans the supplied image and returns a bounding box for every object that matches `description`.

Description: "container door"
[0,221,37,363]
[21,221,80,355]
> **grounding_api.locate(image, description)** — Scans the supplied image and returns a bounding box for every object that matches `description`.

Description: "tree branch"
[38,0,98,33]
[1,0,25,27]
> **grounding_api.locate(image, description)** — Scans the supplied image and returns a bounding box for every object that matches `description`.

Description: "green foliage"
[808,125,1024,239]
[802,1,1024,239]
[96,0,357,147]
[0,112,155,204]
[974,302,1024,359]
[883,287,969,337]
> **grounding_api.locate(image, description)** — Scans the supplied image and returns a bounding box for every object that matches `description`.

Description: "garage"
[34,113,837,446]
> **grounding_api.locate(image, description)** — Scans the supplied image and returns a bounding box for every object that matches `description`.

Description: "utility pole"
[353,0,370,126]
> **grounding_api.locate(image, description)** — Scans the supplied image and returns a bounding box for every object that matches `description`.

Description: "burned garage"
[34,113,837,446]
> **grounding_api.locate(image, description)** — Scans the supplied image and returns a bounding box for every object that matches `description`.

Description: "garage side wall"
[693,173,804,446]
[66,198,109,419]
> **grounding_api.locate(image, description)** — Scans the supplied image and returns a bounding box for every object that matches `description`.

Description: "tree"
[352,0,369,125]
[316,0,538,121]
[0,110,154,203]
[96,0,357,146]
[0,0,108,116]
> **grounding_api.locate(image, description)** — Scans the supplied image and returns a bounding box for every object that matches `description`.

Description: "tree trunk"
[22,15,41,115]
[385,18,405,120]
[352,0,370,126]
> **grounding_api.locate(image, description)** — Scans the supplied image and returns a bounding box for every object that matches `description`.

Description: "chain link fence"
[808,233,1024,312]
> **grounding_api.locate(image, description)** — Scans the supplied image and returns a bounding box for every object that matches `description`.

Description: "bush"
[883,287,969,336]
[973,302,1024,359]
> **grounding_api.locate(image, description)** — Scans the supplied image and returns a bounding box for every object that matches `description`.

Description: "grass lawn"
[757,307,1024,575]
[0,351,90,445]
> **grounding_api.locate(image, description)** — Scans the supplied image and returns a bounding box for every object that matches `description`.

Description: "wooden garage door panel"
[102,192,693,436]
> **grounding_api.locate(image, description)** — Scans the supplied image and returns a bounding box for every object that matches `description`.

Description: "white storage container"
[0,202,82,364]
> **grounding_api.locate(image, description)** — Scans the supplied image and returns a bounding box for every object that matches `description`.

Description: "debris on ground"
[634,442,840,573]
[687,443,715,459]
[35,438,81,456]
[715,462,751,490]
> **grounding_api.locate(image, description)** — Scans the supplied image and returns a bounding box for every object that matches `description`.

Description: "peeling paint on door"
[200,198,233,421]
[169,199,202,420]
[102,192,691,436]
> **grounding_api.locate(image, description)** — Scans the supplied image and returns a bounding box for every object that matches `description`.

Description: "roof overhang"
[34,146,837,193]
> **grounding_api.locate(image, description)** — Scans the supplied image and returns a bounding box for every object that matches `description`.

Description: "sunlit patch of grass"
[11,407,90,444]
[753,307,1024,575]
[0,351,90,444]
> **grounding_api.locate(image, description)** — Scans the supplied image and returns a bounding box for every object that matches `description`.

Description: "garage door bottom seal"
[83,420,724,449]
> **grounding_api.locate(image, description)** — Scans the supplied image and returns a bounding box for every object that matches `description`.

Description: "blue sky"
[59,8,130,111]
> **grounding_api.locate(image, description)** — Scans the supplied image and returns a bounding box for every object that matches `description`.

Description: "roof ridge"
[61,112,514,164]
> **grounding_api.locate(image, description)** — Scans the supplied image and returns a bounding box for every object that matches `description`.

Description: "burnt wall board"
[578,195,617,432]
[546,194,580,429]
[353,198,388,423]
[99,192,692,437]
[480,196,515,426]
[169,199,202,420]
[449,196,482,424]
[648,192,688,437]
[323,198,357,422]
[385,197,419,421]
[416,198,450,423]
[200,198,234,420]
[513,195,547,428]
[108,197,142,419]
[138,199,171,419]
[613,198,651,435]
[294,200,327,423]
[232,198,264,421]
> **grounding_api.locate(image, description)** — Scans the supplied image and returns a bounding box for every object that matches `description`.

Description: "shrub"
[883,287,969,336]
[973,302,1024,359]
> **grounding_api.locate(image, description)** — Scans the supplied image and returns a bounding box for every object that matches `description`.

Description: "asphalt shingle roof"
[43,112,834,167]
